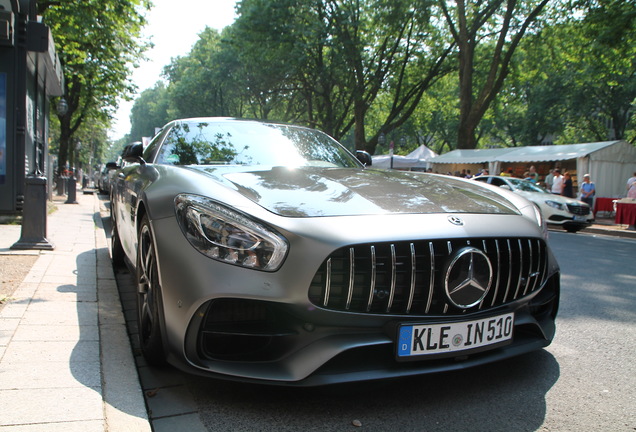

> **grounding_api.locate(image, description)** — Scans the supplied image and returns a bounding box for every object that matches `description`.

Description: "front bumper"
[180,272,558,386]
[151,215,560,386]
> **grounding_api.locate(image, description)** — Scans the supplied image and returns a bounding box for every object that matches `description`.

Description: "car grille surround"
[566,204,590,215]
[309,237,548,316]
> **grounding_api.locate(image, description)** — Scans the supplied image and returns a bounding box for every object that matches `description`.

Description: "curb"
[580,226,636,239]
[93,194,152,432]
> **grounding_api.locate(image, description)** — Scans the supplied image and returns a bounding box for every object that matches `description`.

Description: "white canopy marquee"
[430,141,636,197]
[372,145,438,170]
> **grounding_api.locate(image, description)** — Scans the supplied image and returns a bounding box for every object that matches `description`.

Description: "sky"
[109,0,239,140]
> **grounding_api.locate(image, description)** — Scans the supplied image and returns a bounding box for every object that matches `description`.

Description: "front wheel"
[137,216,167,366]
[111,220,126,268]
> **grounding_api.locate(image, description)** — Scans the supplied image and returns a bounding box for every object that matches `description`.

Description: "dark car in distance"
[97,162,118,194]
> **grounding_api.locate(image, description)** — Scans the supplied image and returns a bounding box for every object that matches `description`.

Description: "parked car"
[473,175,592,232]
[97,162,118,194]
[110,118,560,386]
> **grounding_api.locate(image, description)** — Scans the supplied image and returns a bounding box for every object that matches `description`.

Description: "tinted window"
[508,178,549,193]
[155,120,360,168]
[144,127,171,163]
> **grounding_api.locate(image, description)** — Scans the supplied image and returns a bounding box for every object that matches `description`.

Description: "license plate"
[573,215,587,222]
[397,313,514,359]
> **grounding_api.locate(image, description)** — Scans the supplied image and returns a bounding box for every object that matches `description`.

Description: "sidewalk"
[579,216,636,239]
[0,192,150,431]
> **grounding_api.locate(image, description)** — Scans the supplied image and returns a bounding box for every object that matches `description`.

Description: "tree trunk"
[353,98,367,151]
[457,116,478,149]
[57,115,72,173]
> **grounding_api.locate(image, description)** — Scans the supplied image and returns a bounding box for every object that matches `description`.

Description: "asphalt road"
[191,232,636,432]
[103,189,635,432]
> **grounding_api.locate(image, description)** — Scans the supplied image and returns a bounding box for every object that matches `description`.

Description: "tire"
[110,216,126,268]
[136,216,167,366]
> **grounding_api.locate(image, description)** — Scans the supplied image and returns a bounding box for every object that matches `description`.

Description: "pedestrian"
[544,169,554,191]
[527,165,538,183]
[551,169,563,195]
[561,172,574,198]
[579,174,595,207]
[628,172,636,198]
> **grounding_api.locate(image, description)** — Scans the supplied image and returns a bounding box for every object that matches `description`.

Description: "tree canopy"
[124,0,635,155]
[41,0,151,171]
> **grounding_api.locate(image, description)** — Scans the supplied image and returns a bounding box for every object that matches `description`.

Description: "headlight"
[532,203,548,238]
[545,200,565,210]
[175,194,288,271]
[519,202,547,238]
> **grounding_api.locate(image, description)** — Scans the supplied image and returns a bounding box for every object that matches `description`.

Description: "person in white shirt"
[551,169,564,195]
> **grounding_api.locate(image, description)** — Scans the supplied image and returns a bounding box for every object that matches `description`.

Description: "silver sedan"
[110,118,560,386]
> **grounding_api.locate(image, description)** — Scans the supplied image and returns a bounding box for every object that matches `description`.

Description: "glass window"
[490,178,506,187]
[509,178,548,193]
[143,126,171,163]
[155,120,361,168]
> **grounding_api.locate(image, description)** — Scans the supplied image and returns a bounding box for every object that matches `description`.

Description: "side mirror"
[356,150,372,167]
[123,142,146,164]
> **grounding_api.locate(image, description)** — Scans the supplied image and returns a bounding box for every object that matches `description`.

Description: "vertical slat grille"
[567,204,590,215]
[308,237,548,316]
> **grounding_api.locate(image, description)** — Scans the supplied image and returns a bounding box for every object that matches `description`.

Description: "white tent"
[430,141,636,198]
[406,144,438,161]
[372,145,438,170]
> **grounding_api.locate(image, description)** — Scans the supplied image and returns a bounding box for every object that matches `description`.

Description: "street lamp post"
[55,98,67,195]
[65,141,80,204]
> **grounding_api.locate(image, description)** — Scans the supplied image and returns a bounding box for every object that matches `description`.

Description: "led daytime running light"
[175,194,288,271]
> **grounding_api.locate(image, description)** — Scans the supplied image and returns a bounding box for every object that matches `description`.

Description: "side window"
[143,127,171,163]
[490,178,506,187]
[155,126,186,165]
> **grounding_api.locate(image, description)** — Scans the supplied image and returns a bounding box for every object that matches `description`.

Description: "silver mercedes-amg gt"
[110,118,559,386]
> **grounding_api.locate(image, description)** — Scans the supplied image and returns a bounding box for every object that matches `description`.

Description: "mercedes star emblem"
[448,216,464,226]
[444,247,493,308]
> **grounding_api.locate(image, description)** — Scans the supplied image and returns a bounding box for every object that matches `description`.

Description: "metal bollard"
[56,175,65,195]
[11,175,55,250]
[65,175,78,204]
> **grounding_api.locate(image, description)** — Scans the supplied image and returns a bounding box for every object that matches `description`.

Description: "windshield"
[508,178,549,193]
[155,120,361,168]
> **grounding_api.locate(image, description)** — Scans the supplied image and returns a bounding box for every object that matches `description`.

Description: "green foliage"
[129,82,171,141]
[41,0,151,170]
[156,0,452,155]
[487,0,636,146]
[123,0,635,157]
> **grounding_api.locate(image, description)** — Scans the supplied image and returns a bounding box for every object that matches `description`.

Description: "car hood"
[189,166,519,217]
[514,190,586,206]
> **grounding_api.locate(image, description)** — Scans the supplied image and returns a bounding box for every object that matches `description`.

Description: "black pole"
[11,175,54,250]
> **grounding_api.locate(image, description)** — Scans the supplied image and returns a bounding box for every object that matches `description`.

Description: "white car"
[473,175,592,233]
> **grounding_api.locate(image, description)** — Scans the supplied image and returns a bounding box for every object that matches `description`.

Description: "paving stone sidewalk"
[0,192,150,431]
